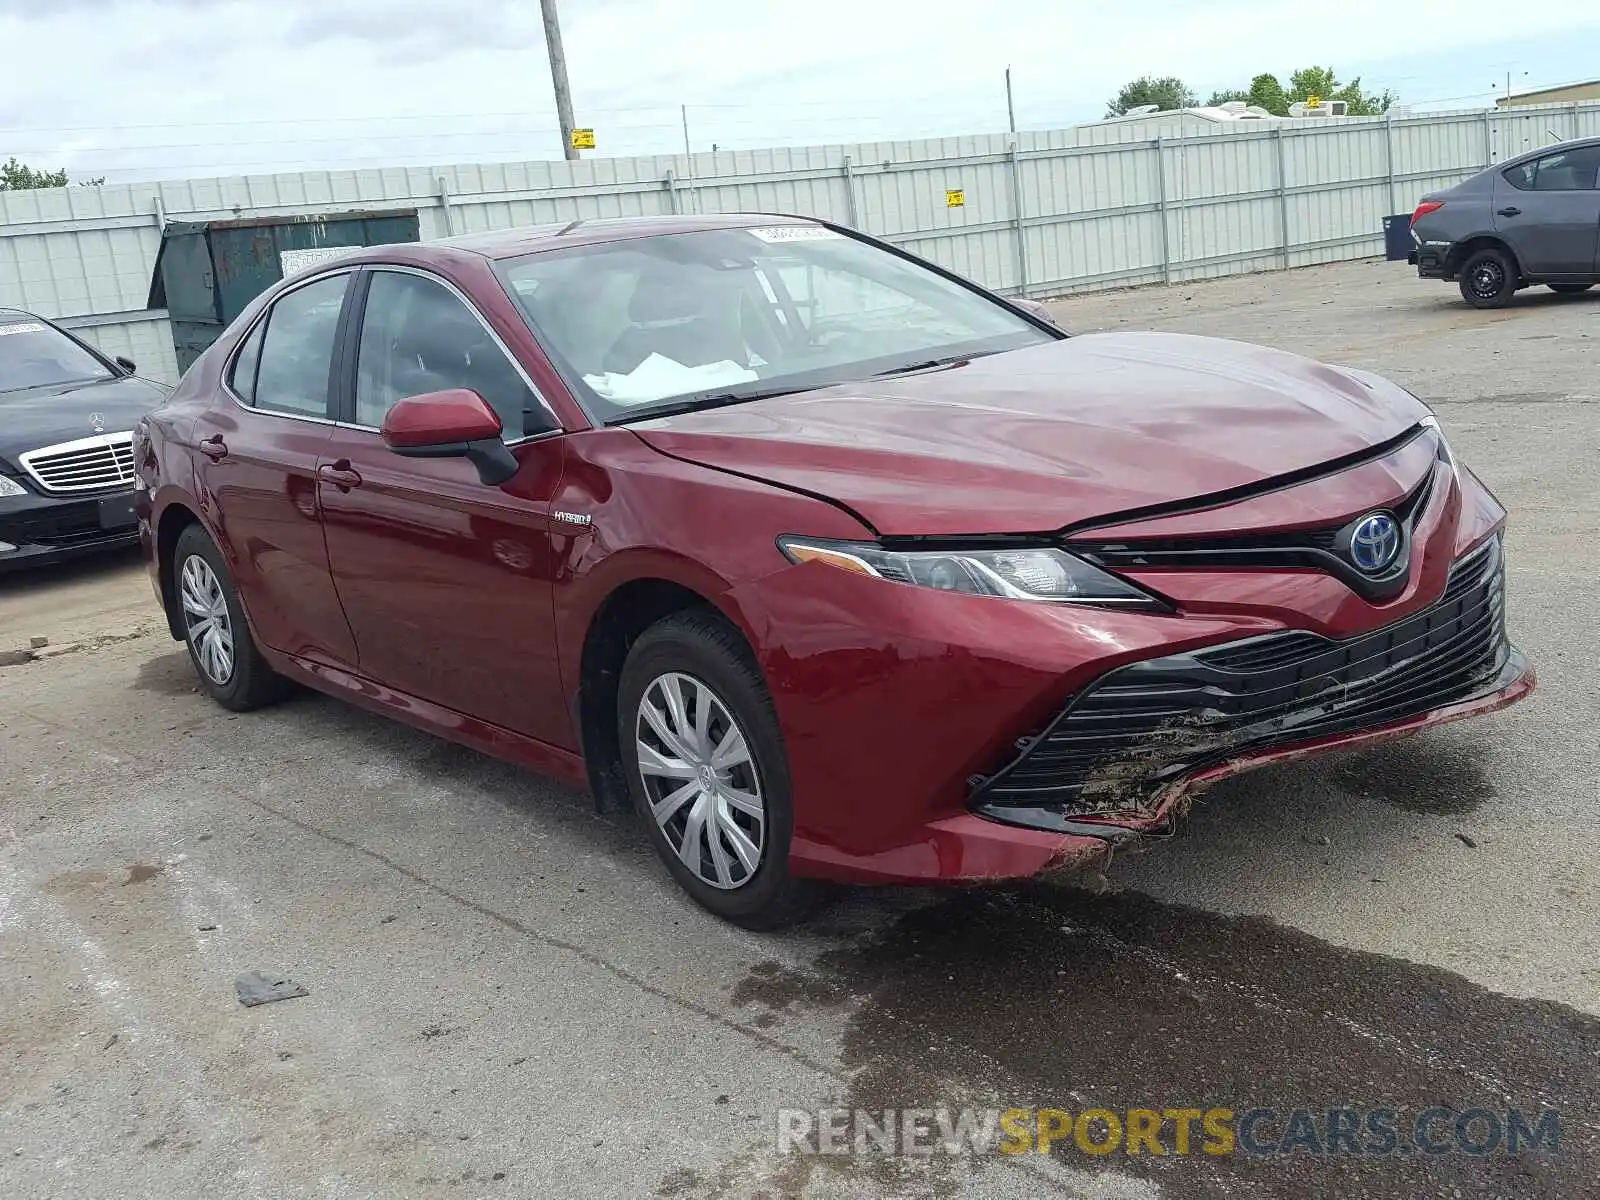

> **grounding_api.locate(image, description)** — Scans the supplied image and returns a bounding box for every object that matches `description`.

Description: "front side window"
[355,270,544,439]
[251,273,350,418]
[496,225,1055,421]
[0,318,113,395]
[1504,147,1600,192]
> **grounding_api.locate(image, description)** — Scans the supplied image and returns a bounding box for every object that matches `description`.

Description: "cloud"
[2,0,1599,181]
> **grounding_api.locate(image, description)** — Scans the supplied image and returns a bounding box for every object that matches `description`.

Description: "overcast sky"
[4,0,1600,182]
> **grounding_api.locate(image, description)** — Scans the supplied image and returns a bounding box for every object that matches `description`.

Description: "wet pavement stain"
[1327,736,1497,814]
[733,885,1598,1200]
[131,651,200,696]
[124,862,164,885]
[731,960,849,1012]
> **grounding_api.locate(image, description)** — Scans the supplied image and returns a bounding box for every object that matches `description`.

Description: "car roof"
[330,213,826,269]
[0,307,45,324]
[1501,135,1600,167]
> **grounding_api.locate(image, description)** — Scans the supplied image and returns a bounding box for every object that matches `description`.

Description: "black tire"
[1458,247,1518,309]
[171,523,290,712]
[617,609,822,929]
[1548,283,1595,295]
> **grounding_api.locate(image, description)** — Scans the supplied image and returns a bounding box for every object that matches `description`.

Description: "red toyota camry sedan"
[133,215,1533,927]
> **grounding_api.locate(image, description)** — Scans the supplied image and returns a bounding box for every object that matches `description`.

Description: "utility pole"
[539,0,579,160]
[1005,66,1016,134]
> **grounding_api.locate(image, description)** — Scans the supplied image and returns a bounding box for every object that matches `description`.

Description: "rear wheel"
[1458,247,1518,309]
[618,610,821,929]
[173,524,290,712]
[1548,283,1595,295]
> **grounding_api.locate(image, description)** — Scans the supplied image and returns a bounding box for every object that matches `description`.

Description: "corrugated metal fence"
[4,101,1599,383]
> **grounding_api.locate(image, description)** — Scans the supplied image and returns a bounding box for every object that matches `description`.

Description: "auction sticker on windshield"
[748,226,845,242]
[0,322,46,336]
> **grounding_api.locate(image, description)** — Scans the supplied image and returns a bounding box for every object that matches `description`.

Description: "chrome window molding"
[353,264,565,445]
[220,265,361,423]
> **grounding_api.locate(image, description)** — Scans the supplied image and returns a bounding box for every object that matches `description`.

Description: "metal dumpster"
[147,210,420,374]
[1382,214,1415,262]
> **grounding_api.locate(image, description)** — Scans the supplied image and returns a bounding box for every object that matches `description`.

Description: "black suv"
[0,309,170,572]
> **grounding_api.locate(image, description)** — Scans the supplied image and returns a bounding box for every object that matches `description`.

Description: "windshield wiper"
[605,385,811,426]
[871,350,996,378]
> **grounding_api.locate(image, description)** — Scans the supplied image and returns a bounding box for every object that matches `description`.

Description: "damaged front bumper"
[970,534,1534,843]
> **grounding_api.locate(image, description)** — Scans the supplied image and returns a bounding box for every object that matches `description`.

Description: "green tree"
[1247,73,1290,116]
[1206,89,1250,106]
[0,157,69,190]
[1106,76,1198,117]
[1285,66,1395,115]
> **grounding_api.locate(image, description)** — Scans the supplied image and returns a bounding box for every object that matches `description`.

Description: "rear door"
[1494,146,1600,277]
[316,266,575,748]
[190,270,359,666]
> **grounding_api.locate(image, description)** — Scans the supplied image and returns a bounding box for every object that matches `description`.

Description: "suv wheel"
[617,610,821,929]
[173,523,290,711]
[1459,247,1517,308]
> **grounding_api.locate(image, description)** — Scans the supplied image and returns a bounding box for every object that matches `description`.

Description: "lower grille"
[0,498,132,548]
[974,536,1511,827]
[19,433,136,495]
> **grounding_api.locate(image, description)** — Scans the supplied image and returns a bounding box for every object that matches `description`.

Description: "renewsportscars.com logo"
[776,1106,1562,1159]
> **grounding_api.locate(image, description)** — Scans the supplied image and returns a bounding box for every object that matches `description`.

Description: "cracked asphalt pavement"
[2,259,1596,1198]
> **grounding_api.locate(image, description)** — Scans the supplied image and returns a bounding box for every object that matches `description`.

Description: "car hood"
[629,332,1429,535]
[0,374,170,462]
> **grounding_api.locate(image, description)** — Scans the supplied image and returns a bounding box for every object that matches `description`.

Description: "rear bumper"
[1414,247,1451,279]
[0,485,140,574]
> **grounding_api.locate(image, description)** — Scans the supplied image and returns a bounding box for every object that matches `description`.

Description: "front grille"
[18,433,136,495]
[974,536,1511,827]
[1069,467,1436,603]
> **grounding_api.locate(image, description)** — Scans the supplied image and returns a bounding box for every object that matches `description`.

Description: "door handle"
[1496,206,1522,217]
[199,435,228,461]
[316,461,363,491]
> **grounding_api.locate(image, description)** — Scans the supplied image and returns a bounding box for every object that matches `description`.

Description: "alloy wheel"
[634,671,766,891]
[180,554,235,685]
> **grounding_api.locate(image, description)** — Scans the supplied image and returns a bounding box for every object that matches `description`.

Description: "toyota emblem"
[1348,511,1402,574]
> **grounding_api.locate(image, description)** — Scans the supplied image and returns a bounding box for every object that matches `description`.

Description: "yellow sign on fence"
[570,128,596,150]
[946,189,966,208]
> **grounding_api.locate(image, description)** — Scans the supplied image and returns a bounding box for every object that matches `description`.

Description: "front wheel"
[1458,247,1518,308]
[172,523,290,712]
[617,610,822,929]
[1548,283,1595,295]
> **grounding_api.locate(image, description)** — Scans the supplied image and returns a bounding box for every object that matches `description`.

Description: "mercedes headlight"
[0,475,27,498]
[778,537,1160,606]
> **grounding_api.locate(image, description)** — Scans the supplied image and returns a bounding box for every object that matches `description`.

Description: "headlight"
[1419,413,1459,478]
[777,536,1161,606]
[0,475,27,498]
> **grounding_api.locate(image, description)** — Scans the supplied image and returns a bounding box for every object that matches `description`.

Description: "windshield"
[0,319,114,393]
[496,225,1056,421]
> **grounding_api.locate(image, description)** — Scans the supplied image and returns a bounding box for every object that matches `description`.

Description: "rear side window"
[228,319,265,403]
[1503,147,1600,192]
[251,274,350,418]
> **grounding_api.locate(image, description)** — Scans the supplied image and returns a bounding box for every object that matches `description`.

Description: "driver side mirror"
[114,356,137,375]
[381,389,520,486]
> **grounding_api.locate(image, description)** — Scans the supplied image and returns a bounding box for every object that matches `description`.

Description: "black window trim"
[336,263,565,446]
[220,266,362,426]
[1502,145,1600,193]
